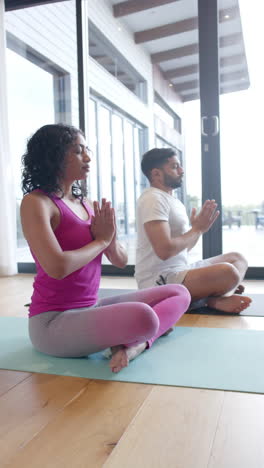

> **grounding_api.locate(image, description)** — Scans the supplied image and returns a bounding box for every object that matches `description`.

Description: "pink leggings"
[28,284,191,358]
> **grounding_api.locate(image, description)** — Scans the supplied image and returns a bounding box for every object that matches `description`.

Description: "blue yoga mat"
[0,317,263,394]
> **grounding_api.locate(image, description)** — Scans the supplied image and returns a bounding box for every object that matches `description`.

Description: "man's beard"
[163,174,183,189]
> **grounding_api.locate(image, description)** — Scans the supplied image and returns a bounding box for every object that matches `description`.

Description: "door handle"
[212,115,219,136]
[201,116,208,136]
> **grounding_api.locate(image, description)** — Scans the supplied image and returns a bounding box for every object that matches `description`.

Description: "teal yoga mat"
[98,290,264,317]
[1,317,264,394]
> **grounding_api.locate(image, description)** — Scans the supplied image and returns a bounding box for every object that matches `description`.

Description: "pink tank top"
[29,194,102,317]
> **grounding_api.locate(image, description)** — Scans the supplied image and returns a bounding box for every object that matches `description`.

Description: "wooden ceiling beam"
[113,0,178,17]
[221,69,248,82]
[135,6,239,44]
[175,69,247,93]
[164,64,199,79]
[151,43,199,63]
[182,80,250,102]
[182,93,199,102]
[220,54,246,67]
[220,81,249,93]
[164,54,245,79]
[175,79,199,93]
[220,32,242,47]
[151,32,242,63]
[135,18,198,44]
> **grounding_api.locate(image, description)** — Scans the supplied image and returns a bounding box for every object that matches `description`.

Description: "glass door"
[97,105,112,201]
[219,0,264,271]
[123,120,136,234]
[181,0,202,264]
[112,113,126,235]
[183,100,203,264]
[197,0,263,276]
[5,0,79,266]
[198,0,222,259]
[87,98,99,201]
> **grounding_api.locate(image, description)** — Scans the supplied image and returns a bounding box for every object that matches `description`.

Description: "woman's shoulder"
[22,190,47,203]
[21,190,54,212]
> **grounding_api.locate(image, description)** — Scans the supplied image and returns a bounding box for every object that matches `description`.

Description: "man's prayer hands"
[190,199,220,233]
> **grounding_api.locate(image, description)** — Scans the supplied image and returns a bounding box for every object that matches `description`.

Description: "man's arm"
[144,200,220,260]
[144,220,202,260]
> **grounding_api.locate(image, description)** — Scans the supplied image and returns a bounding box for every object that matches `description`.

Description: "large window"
[6,48,54,201]
[154,94,181,133]
[112,114,125,235]
[183,100,202,263]
[5,0,79,265]
[87,98,99,201]
[89,21,147,103]
[6,48,55,256]
[219,0,264,269]
[98,106,112,201]
[87,96,146,266]
[181,0,264,276]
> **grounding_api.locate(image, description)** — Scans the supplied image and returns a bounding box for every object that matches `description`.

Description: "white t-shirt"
[135,187,190,289]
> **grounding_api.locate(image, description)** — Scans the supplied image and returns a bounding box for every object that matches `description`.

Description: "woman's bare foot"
[109,342,147,373]
[235,284,245,294]
[207,294,252,314]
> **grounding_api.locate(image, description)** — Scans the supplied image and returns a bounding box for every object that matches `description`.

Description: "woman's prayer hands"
[91,198,116,246]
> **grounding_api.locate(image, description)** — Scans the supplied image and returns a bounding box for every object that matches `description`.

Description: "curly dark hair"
[21,123,86,198]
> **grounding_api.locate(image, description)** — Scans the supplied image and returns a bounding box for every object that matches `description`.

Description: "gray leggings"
[28,285,190,358]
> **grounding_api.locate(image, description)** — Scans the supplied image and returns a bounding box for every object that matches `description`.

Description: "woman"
[20,123,191,373]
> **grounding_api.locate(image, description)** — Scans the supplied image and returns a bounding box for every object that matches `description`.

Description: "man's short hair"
[141,147,177,180]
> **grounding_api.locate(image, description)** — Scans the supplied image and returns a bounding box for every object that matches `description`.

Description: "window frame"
[6,32,72,123]
[89,21,148,104]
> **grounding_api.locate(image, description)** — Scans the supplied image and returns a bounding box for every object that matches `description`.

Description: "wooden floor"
[1,275,264,468]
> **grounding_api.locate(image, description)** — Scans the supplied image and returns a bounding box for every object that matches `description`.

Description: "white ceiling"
[107,0,249,101]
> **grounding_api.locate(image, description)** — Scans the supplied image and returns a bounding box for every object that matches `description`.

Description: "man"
[135,148,251,313]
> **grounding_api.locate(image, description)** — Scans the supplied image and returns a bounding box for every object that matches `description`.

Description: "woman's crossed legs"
[29,284,191,373]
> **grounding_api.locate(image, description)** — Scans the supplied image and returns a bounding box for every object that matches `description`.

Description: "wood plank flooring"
[0,275,264,468]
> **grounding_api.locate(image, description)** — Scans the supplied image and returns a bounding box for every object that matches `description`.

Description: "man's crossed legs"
[157,251,251,314]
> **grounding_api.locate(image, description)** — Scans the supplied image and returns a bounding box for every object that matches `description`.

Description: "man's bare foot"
[207,294,252,314]
[235,284,245,295]
[109,342,147,373]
